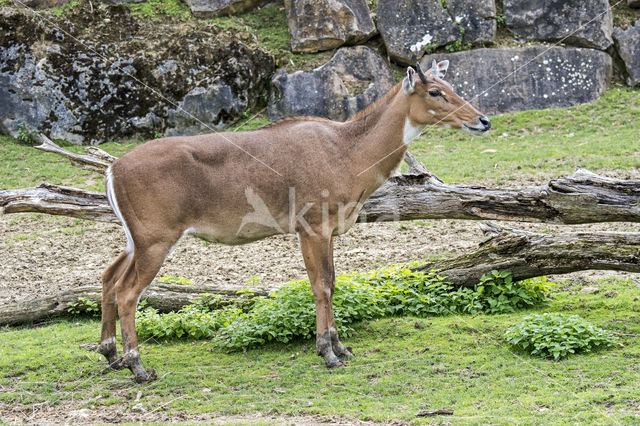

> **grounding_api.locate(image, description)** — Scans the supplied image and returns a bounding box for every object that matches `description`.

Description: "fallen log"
[418,222,640,287]
[359,167,640,224]
[0,183,114,222]
[4,222,639,325]
[3,170,640,225]
[4,137,640,225]
[0,282,275,326]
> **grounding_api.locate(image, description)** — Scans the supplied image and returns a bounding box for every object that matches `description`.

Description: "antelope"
[98,60,491,382]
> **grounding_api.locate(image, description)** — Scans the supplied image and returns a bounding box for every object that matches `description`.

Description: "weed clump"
[504,313,618,360]
[135,266,554,349]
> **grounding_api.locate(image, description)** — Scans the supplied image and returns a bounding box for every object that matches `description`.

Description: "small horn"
[415,62,429,84]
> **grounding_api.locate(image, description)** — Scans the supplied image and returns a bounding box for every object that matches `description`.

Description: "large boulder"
[184,0,266,18]
[504,0,613,50]
[629,0,640,8]
[613,20,640,86]
[268,46,395,121]
[12,0,70,8]
[0,5,274,144]
[377,0,461,64]
[420,46,612,115]
[101,0,144,4]
[444,0,496,44]
[284,0,376,53]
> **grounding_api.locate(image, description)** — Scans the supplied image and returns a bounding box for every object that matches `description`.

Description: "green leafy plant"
[444,39,472,53]
[16,123,37,145]
[476,271,554,314]
[504,313,618,360]
[136,265,554,349]
[136,302,242,340]
[67,297,100,317]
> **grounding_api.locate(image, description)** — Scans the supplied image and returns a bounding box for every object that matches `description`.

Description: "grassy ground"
[1,86,638,191]
[0,277,638,423]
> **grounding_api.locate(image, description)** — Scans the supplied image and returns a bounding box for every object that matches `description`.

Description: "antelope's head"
[402,60,491,136]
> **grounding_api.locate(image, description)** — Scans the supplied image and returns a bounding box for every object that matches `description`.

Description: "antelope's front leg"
[326,238,354,360]
[299,231,343,368]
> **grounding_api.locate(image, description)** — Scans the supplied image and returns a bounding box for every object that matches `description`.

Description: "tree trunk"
[417,222,640,287]
[360,167,640,224]
[3,171,640,226]
[0,282,274,326]
[4,137,640,225]
[4,222,639,325]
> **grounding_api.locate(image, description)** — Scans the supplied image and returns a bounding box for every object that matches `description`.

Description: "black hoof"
[108,356,126,370]
[134,368,157,383]
[335,345,355,360]
[325,357,345,368]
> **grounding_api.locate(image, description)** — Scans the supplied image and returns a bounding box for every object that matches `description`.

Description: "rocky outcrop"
[12,0,70,8]
[377,0,461,64]
[0,5,274,144]
[268,46,395,121]
[444,0,496,44]
[420,46,612,115]
[284,0,376,53]
[613,20,640,86]
[504,0,613,50]
[184,0,266,18]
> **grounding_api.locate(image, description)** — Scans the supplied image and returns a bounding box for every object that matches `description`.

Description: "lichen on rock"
[0,2,274,144]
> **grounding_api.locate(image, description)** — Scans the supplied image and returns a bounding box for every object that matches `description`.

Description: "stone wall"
[0,0,638,143]
[0,4,274,144]
[269,0,638,120]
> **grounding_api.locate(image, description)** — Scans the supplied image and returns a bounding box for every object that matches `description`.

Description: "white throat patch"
[403,118,424,145]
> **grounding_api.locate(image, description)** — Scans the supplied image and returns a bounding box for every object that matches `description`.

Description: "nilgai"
[98,60,491,382]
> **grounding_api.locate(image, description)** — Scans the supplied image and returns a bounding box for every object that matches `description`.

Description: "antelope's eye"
[428,89,441,97]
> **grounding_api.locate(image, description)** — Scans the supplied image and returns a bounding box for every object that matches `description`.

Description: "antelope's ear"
[403,67,417,94]
[430,59,449,79]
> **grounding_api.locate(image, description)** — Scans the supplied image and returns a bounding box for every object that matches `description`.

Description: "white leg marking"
[105,166,134,257]
[101,336,116,346]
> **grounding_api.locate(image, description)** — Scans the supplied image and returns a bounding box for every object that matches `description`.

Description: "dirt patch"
[0,401,382,424]
[0,213,636,306]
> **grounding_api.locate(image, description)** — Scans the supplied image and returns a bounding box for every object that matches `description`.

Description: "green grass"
[126,0,191,20]
[205,1,325,69]
[411,86,640,185]
[126,0,323,69]
[1,277,638,422]
[0,138,137,191]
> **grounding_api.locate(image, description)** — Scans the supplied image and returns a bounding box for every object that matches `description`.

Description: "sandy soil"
[1,213,636,306]
[0,402,383,425]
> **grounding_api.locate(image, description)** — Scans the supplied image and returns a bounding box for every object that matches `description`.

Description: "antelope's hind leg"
[112,241,173,382]
[98,251,129,369]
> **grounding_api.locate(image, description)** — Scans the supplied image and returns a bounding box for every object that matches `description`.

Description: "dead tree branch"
[0,282,275,326]
[3,169,640,225]
[417,222,640,287]
[34,133,115,173]
[360,168,640,224]
[0,183,115,222]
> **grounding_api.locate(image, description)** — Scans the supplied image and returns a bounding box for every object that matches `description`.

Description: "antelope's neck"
[346,87,416,188]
